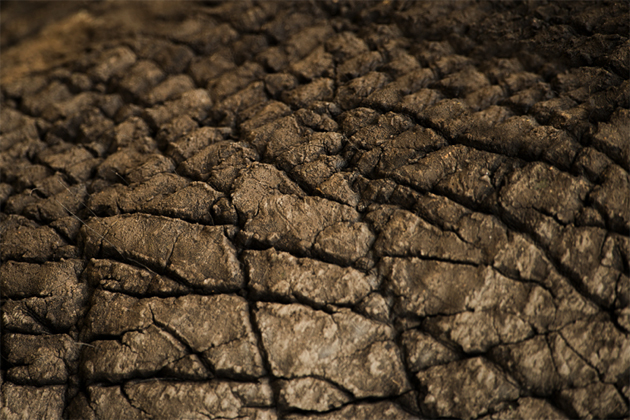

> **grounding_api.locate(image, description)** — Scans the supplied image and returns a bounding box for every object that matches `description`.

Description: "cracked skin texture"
[1,1,629,419]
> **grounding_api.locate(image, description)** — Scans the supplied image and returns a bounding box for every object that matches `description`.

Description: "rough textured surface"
[1,1,628,419]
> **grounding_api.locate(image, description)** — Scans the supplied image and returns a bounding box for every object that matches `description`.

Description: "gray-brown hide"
[1,1,629,419]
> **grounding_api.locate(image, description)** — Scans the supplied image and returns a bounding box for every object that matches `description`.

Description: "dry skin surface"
[1,1,629,419]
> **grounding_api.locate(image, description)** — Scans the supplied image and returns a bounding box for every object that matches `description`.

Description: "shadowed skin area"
[1,1,629,419]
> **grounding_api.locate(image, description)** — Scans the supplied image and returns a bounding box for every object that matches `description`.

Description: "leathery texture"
[1,1,629,419]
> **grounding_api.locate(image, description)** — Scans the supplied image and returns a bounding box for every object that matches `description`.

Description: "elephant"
[1,2,628,418]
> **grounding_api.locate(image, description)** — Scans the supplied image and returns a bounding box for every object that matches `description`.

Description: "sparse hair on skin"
[31,174,159,277]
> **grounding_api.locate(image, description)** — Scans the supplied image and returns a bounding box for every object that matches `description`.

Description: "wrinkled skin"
[1,1,629,419]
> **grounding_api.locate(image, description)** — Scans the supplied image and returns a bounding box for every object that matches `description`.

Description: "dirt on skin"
[1,1,629,419]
